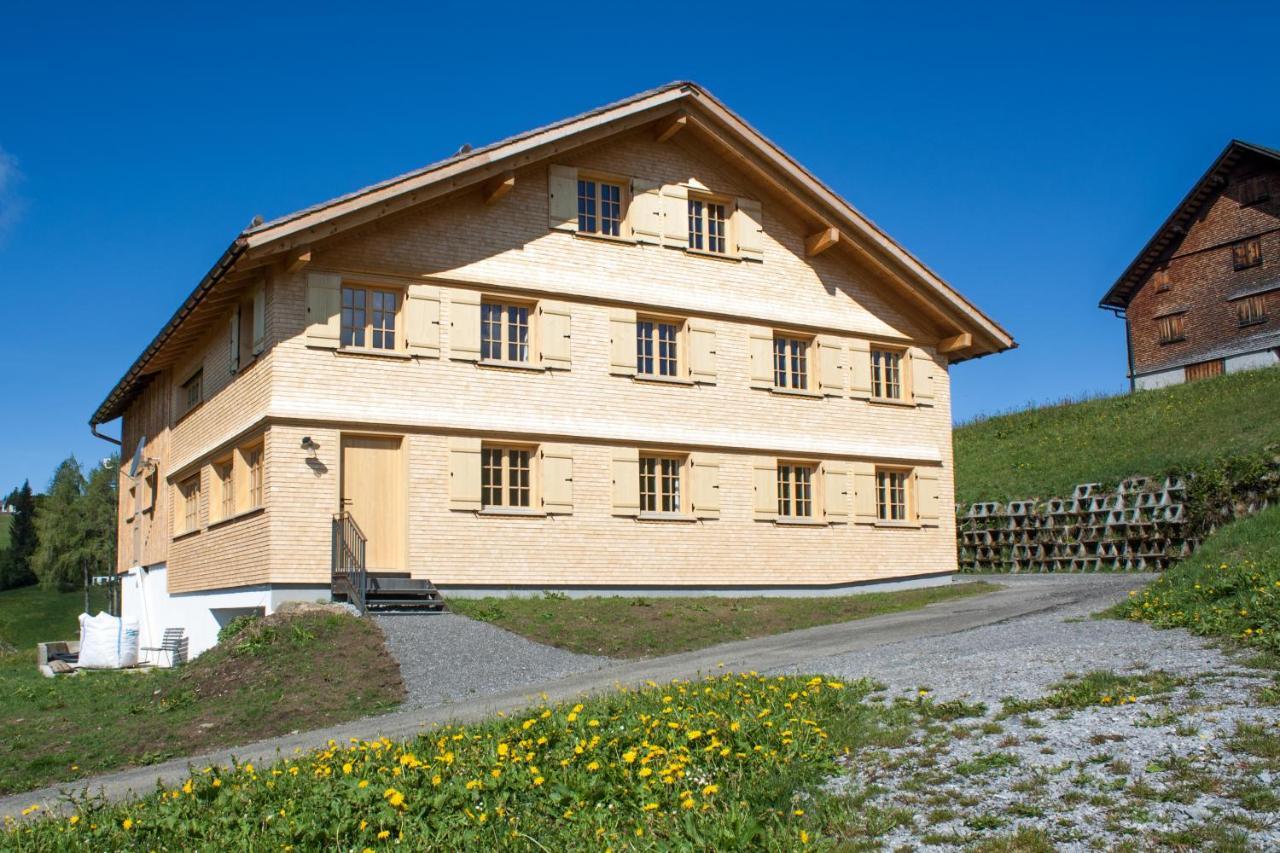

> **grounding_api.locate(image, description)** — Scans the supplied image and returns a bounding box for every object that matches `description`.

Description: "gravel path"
[783,574,1280,850]
[784,573,1187,705]
[375,613,608,708]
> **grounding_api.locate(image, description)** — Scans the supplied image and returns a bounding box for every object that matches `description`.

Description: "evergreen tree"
[81,457,119,579]
[0,481,37,590]
[32,457,88,592]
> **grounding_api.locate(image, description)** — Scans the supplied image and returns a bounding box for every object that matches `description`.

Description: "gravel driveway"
[375,612,607,708]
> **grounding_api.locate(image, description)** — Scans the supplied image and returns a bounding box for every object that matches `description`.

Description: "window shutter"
[609,308,637,376]
[630,179,662,244]
[748,327,775,389]
[916,467,941,525]
[817,336,844,396]
[734,197,764,261]
[251,283,266,355]
[305,273,342,349]
[540,444,574,515]
[848,339,872,400]
[910,347,936,406]
[690,453,720,519]
[752,458,777,520]
[687,320,717,384]
[449,289,482,362]
[448,437,482,511]
[539,302,572,370]
[228,306,241,374]
[548,165,578,232]
[405,284,442,358]
[852,462,877,524]
[661,184,689,248]
[823,462,849,523]
[611,447,640,516]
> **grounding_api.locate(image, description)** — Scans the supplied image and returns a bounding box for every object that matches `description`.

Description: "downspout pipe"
[1106,306,1135,393]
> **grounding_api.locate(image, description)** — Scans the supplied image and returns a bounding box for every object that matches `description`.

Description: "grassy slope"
[0,597,403,796]
[0,514,10,550]
[1117,505,1280,656]
[448,582,1000,659]
[954,365,1280,504]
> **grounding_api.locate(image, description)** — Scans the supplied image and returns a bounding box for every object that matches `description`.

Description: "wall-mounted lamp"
[301,436,320,458]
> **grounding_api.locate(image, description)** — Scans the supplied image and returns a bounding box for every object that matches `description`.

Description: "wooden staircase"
[332,513,446,614]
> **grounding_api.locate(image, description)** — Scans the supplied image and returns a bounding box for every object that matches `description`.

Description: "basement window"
[1232,238,1263,271]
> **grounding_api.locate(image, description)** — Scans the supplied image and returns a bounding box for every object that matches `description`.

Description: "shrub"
[216,614,260,646]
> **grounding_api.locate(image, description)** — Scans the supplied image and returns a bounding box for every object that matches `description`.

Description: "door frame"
[338,431,409,572]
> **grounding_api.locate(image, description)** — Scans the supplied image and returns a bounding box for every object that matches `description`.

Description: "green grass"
[954,365,1280,504]
[449,582,1001,658]
[0,591,404,796]
[1116,506,1280,654]
[4,673,945,850]
[0,514,10,550]
[999,670,1184,717]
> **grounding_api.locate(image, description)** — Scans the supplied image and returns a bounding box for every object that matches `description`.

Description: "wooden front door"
[340,435,407,571]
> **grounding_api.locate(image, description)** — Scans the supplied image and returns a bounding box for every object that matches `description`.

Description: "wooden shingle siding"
[117,122,962,594]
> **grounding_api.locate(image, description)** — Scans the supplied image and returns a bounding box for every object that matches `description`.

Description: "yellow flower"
[686,730,702,740]
[360,820,368,831]
[497,743,510,757]
[642,803,659,811]
[358,780,369,788]
[212,778,222,788]
[702,784,719,796]
[681,797,696,809]
[793,809,805,816]
[622,750,637,763]
[68,816,79,826]
[587,761,601,771]
[638,767,653,778]
[533,776,545,786]
[342,762,353,775]
[800,829,810,844]
[122,818,134,830]
[377,830,391,840]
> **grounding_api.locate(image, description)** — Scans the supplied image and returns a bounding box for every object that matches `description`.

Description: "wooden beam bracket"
[284,247,312,274]
[805,226,840,257]
[482,171,516,205]
[654,112,688,143]
[937,332,973,353]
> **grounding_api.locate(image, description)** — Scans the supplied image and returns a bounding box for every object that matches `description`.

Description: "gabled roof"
[1100,139,1280,310]
[91,81,1014,426]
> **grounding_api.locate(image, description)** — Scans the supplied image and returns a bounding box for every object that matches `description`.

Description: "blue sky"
[2,2,1278,491]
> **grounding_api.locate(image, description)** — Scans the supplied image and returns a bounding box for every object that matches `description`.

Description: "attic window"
[688,197,728,254]
[1240,175,1270,207]
[1152,268,1171,293]
[1232,238,1263,271]
[577,178,624,237]
[1157,313,1185,345]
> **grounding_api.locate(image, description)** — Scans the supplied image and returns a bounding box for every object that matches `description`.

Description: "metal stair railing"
[331,512,368,615]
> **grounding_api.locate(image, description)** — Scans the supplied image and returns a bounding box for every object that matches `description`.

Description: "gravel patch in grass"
[374,612,607,708]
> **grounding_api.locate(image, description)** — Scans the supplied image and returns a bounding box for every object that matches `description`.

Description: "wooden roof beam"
[285,247,312,273]
[654,112,688,143]
[937,332,972,353]
[805,226,840,257]
[482,171,516,205]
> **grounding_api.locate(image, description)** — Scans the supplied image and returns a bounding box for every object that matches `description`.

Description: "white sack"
[77,612,140,669]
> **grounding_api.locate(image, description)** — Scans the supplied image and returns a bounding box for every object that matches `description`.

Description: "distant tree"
[0,481,37,589]
[81,457,119,579]
[32,457,88,591]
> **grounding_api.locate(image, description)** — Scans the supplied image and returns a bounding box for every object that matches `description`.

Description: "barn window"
[1232,238,1263,271]
[1240,175,1270,206]
[1157,313,1185,344]
[1152,268,1171,293]
[1237,294,1267,327]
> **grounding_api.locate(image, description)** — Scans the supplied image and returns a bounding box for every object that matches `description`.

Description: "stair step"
[367,578,440,593]
[365,599,448,611]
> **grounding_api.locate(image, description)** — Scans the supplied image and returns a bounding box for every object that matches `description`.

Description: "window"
[876,469,910,522]
[1240,175,1270,206]
[1237,295,1267,327]
[341,286,399,350]
[481,301,530,363]
[214,458,234,521]
[772,336,810,390]
[688,197,728,254]
[1232,238,1263,271]
[180,370,203,414]
[481,445,532,509]
[179,475,200,533]
[777,463,815,519]
[871,348,904,399]
[1157,313,1185,344]
[1152,268,1171,293]
[637,318,681,378]
[639,455,684,514]
[245,443,264,509]
[577,178,624,237]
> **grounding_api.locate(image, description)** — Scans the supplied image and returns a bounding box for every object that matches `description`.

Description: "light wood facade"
[101,83,1012,598]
